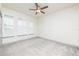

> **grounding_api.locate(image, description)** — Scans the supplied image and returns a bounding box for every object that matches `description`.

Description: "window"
[3,15,14,37]
[2,13,35,37]
[27,22,34,34]
[16,19,27,35]
[16,19,34,35]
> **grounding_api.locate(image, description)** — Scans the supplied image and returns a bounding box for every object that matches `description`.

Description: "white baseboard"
[38,36,79,49]
[2,35,37,44]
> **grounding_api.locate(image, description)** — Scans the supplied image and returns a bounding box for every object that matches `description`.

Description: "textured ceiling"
[2,3,79,17]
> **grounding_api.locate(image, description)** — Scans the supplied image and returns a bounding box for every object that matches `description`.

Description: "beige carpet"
[0,37,79,56]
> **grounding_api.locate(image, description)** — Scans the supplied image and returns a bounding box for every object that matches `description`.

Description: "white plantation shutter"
[16,19,27,35]
[2,12,35,37]
[3,14,15,37]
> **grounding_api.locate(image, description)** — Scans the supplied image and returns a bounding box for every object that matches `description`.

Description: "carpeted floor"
[0,37,79,56]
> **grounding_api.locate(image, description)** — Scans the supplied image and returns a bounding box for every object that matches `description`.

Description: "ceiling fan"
[29,3,48,15]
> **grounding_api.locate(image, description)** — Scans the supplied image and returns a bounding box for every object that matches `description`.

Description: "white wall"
[38,5,79,46]
[2,7,37,44]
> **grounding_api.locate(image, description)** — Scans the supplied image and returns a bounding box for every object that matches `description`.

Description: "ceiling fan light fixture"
[29,3,48,15]
[36,9,40,12]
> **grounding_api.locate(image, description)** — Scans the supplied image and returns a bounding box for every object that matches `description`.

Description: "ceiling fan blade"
[35,12,38,15]
[40,11,45,14]
[29,9,36,11]
[35,3,38,7]
[41,6,48,10]
[35,3,39,9]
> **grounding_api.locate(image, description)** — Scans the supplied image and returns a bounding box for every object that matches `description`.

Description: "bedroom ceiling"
[2,3,79,17]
